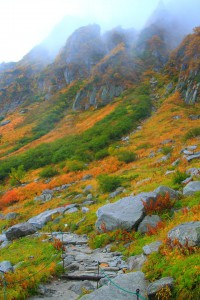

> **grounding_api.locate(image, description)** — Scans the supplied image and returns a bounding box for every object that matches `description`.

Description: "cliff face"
[167,27,200,104]
[1,20,200,116]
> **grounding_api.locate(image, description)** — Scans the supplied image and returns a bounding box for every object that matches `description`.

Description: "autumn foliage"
[142,193,175,215]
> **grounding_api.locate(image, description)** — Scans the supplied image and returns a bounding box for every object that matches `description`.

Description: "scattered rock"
[0,261,13,273]
[82,200,94,206]
[154,186,180,200]
[172,115,181,120]
[5,222,37,241]
[172,158,180,166]
[109,187,124,198]
[167,222,200,246]
[147,277,174,299]
[183,181,200,196]
[82,207,90,213]
[157,154,170,163]
[82,174,93,180]
[84,185,93,192]
[160,139,174,145]
[69,281,95,295]
[5,212,19,220]
[165,170,175,176]
[185,152,200,162]
[65,207,78,214]
[186,167,200,177]
[143,241,162,255]
[81,272,148,300]
[138,215,161,234]
[181,177,192,185]
[188,114,200,120]
[149,151,155,158]
[34,189,54,202]
[86,194,93,200]
[96,192,157,232]
[0,120,10,126]
[183,150,193,155]
[186,145,197,151]
[127,254,147,271]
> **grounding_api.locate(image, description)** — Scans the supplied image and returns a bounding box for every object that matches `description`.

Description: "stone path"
[29,233,128,300]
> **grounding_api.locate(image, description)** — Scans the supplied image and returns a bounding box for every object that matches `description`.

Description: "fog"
[0,0,200,63]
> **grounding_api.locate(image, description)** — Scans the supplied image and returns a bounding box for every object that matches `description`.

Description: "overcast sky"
[0,0,199,63]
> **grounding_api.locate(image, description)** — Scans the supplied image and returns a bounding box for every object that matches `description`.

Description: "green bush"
[116,150,137,163]
[172,171,188,185]
[98,174,122,193]
[95,149,109,160]
[161,146,173,155]
[39,166,59,178]
[184,127,200,141]
[66,160,87,172]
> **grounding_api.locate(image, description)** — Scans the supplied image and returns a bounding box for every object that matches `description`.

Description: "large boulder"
[81,272,148,300]
[138,215,161,234]
[95,192,157,232]
[167,222,200,246]
[154,186,180,199]
[28,207,66,229]
[183,181,200,196]
[147,277,174,299]
[5,222,37,241]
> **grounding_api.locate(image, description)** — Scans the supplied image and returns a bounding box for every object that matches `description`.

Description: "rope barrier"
[98,263,147,300]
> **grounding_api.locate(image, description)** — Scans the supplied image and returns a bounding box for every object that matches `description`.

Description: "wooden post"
[97,261,100,289]
[136,288,140,300]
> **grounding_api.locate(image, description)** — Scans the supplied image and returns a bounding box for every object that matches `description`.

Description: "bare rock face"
[5,222,37,241]
[95,192,157,232]
[167,222,200,246]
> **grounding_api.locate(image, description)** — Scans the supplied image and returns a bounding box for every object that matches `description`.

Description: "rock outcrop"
[168,222,200,246]
[5,223,37,241]
[95,192,157,232]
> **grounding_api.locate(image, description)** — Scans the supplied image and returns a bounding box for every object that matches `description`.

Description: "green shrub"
[95,149,109,160]
[161,146,173,155]
[116,150,137,163]
[98,174,122,193]
[184,127,200,141]
[66,160,87,172]
[172,171,188,185]
[40,166,59,178]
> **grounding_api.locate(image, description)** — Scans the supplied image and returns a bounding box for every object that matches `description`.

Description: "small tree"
[9,165,25,186]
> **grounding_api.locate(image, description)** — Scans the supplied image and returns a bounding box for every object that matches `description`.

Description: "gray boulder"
[127,254,147,271]
[147,277,174,299]
[143,241,162,255]
[109,187,124,199]
[81,272,148,300]
[96,192,157,232]
[65,207,78,214]
[167,222,200,246]
[28,207,66,229]
[0,261,13,273]
[154,186,180,199]
[5,222,37,241]
[138,215,161,234]
[183,181,200,196]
